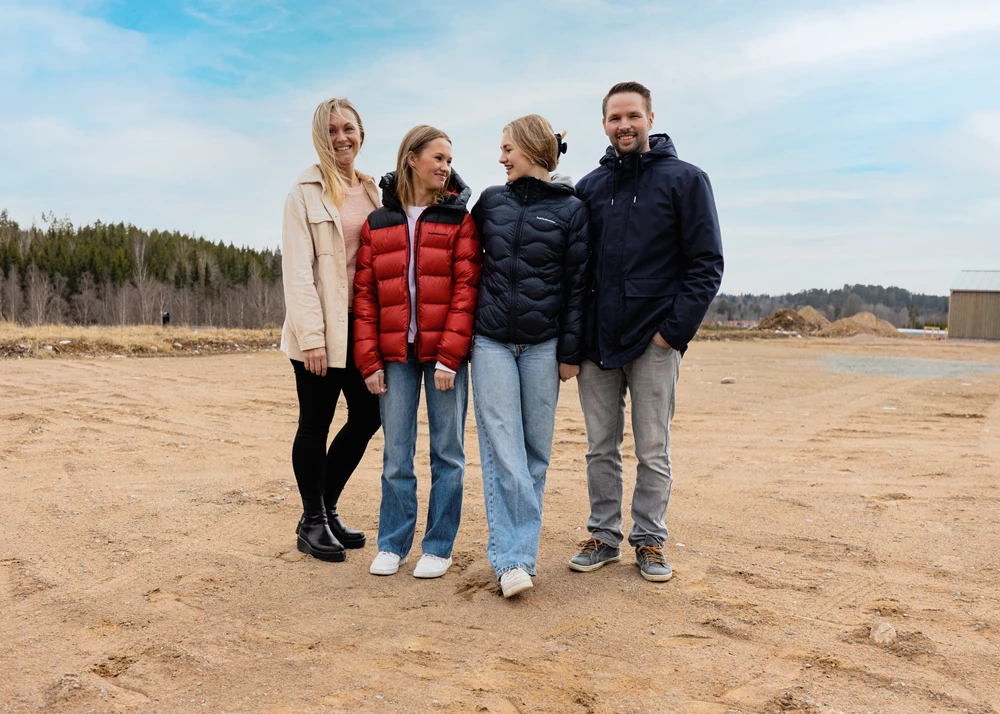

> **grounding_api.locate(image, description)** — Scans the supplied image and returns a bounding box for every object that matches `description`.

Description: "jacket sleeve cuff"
[298,336,326,351]
[434,361,456,374]
[556,347,583,365]
[657,324,688,354]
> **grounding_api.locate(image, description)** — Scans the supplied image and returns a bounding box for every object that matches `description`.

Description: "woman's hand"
[434,369,456,391]
[559,363,580,382]
[303,347,327,377]
[365,371,386,395]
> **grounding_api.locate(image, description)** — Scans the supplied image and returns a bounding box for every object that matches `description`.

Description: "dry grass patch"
[0,322,282,358]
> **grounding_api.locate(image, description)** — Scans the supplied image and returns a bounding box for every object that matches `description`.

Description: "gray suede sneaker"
[635,537,673,582]
[568,538,622,572]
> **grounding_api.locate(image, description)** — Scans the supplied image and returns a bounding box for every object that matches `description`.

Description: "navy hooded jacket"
[575,134,724,368]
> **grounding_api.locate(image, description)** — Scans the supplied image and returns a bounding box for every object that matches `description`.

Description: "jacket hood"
[380,169,471,213]
[549,172,575,188]
[599,133,677,167]
[505,174,575,203]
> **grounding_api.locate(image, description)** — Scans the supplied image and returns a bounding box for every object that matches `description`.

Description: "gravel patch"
[823,355,1000,379]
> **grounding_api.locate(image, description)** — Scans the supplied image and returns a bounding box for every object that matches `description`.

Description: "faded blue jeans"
[471,334,559,578]
[377,350,469,560]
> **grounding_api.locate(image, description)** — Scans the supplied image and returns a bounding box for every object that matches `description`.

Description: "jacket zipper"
[508,202,528,343]
[616,175,636,349]
[606,157,639,352]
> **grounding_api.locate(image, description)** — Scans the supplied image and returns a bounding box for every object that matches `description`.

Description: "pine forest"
[0,210,284,328]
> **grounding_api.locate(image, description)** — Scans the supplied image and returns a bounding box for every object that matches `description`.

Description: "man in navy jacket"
[569,81,724,581]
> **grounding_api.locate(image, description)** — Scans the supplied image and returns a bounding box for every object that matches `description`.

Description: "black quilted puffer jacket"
[470,175,590,364]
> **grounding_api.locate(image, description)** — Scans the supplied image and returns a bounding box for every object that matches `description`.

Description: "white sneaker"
[412,553,452,579]
[370,551,406,576]
[500,568,533,598]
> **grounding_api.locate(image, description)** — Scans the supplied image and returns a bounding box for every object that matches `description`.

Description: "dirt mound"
[756,308,810,333]
[797,306,830,331]
[0,326,282,359]
[818,311,901,338]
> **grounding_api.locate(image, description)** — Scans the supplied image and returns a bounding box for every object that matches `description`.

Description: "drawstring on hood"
[604,134,677,206]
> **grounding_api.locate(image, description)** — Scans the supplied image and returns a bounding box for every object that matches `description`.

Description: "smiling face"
[499,132,535,181]
[408,137,453,195]
[328,109,362,167]
[603,92,654,155]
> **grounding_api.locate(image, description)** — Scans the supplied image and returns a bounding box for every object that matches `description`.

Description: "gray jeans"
[577,341,681,548]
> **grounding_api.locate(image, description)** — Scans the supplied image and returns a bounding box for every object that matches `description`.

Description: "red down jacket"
[353,170,481,378]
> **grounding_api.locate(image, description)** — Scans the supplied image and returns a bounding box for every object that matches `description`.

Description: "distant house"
[949,271,1000,340]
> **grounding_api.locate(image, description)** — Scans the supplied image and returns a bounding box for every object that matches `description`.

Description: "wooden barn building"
[949,271,1000,340]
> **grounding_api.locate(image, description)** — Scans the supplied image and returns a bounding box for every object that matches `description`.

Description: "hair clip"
[555,133,568,156]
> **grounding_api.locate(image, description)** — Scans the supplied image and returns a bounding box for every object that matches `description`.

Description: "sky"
[1,0,998,296]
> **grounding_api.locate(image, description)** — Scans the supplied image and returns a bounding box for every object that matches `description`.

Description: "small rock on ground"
[870,622,896,644]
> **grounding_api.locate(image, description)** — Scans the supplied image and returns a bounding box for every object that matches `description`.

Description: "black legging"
[290,333,381,514]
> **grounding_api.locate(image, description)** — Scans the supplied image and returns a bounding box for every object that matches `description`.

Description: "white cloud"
[725,188,868,209]
[966,111,1000,150]
[733,0,1000,74]
[1,0,998,296]
[0,3,147,75]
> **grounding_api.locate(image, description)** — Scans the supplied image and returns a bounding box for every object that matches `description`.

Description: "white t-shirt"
[404,205,454,375]
[405,206,426,344]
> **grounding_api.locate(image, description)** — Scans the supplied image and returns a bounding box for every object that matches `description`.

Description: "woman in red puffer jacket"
[353,124,480,580]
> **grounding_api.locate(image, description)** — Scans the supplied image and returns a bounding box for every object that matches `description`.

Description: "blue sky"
[2,0,998,296]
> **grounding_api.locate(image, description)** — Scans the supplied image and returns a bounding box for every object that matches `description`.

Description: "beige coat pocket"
[307,208,337,256]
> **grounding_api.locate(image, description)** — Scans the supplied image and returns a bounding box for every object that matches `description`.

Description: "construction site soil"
[2,337,999,713]
[819,312,901,339]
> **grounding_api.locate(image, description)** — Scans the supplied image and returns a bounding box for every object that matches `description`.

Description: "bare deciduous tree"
[247,262,270,327]
[17,226,34,258]
[156,281,173,326]
[173,287,194,326]
[25,264,54,325]
[101,280,132,326]
[48,273,70,324]
[3,266,24,324]
[842,292,864,318]
[72,272,99,325]
[131,231,156,324]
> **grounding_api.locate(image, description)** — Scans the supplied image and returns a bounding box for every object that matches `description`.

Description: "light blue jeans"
[377,350,469,559]
[471,334,560,578]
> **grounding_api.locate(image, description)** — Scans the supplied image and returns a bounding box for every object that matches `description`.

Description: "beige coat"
[280,165,381,367]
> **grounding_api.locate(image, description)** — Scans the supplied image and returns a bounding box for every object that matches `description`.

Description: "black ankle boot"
[296,511,346,562]
[326,506,366,549]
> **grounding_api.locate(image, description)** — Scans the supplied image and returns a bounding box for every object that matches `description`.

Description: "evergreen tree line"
[1,209,952,331]
[706,285,950,328]
[0,210,285,327]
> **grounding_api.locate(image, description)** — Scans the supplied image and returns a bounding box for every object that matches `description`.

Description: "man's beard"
[612,129,646,155]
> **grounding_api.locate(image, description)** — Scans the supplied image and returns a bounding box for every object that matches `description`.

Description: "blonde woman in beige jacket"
[281,97,382,563]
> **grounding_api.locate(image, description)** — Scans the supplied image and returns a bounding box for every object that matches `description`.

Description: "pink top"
[340,183,376,309]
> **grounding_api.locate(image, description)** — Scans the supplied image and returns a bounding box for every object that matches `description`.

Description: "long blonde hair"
[311,98,365,207]
[394,125,451,210]
[504,114,566,172]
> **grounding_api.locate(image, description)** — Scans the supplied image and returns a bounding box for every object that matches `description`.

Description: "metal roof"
[951,271,1000,292]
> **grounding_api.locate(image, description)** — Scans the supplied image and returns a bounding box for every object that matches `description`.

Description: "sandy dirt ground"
[2,337,999,714]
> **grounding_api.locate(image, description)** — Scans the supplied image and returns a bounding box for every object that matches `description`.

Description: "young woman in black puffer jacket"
[469,114,590,598]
